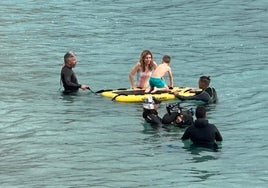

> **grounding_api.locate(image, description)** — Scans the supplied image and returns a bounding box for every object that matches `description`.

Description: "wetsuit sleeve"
[144,113,162,127]
[162,112,178,124]
[212,88,218,103]
[64,78,81,89]
[204,87,218,103]
[181,127,191,140]
[210,124,222,141]
[214,126,223,141]
[174,91,210,103]
[61,68,81,89]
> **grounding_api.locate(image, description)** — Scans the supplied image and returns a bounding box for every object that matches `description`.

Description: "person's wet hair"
[199,76,211,86]
[64,51,76,63]
[195,106,206,118]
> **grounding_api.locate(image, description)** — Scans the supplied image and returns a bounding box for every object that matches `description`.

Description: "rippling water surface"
[0,0,267,187]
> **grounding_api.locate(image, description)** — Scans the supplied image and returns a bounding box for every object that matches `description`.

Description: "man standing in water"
[181,106,223,150]
[61,51,88,93]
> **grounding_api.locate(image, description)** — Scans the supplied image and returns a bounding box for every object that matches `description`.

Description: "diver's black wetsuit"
[142,109,162,127]
[143,109,193,128]
[175,87,218,104]
[181,118,223,149]
[162,110,193,128]
[61,65,81,93]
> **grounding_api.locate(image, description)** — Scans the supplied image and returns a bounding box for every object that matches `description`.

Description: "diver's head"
[195,106,206,119]
[143,96,161,110]
[198,76,211,89]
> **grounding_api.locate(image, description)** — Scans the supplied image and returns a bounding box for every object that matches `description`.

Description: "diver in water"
[142,96,193,128]
[173,76,218,104]
[162,102,194,128]
[142,96,162,128]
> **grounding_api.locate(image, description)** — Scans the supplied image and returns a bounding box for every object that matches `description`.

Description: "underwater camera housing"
[166,102,194,116]
[166,102,182,115]
[163,102,194,127]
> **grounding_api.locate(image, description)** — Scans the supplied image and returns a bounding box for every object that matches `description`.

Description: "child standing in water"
[145,55,174,93]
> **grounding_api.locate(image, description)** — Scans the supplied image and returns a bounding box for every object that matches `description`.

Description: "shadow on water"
[182,141,222,160]
[182,142,222,182]
[141,122,183,147]
[59,90,94,103]
[188,168,221,182]
[142,122,222,182]
[183,140,222,154]
[142,121,182,135]
[59,91,79,103]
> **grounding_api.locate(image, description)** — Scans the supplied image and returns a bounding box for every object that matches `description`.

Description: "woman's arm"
[129,62,140,89]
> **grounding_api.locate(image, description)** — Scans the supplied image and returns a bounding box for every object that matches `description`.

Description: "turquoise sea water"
[0,0,267,187]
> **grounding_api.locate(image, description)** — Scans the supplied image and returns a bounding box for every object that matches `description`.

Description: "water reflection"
[189,168,221,182]
[189,150,219,162]
[182,141,222,162]
[59,91,79,103]
[183,140,222,153]
[142,121,183,133]
[183,144,222,182]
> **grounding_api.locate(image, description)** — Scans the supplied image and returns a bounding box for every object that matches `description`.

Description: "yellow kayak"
[100,87,196,103]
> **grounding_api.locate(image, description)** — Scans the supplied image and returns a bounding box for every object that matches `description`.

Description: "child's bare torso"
[151,63,170,78]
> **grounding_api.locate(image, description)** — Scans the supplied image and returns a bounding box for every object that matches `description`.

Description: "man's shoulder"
[61,66,73,75]
[206,87,217,92]
[62,65,71,71]
[185,124,195,131]
[208,122,218,129]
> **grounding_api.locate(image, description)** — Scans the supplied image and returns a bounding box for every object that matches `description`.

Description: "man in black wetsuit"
[181,106,223,149]
[162,102,194,128]
[61,51,88,93]
[173,76,218,104]
[142,96,162,128]
[142,98,193,128]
